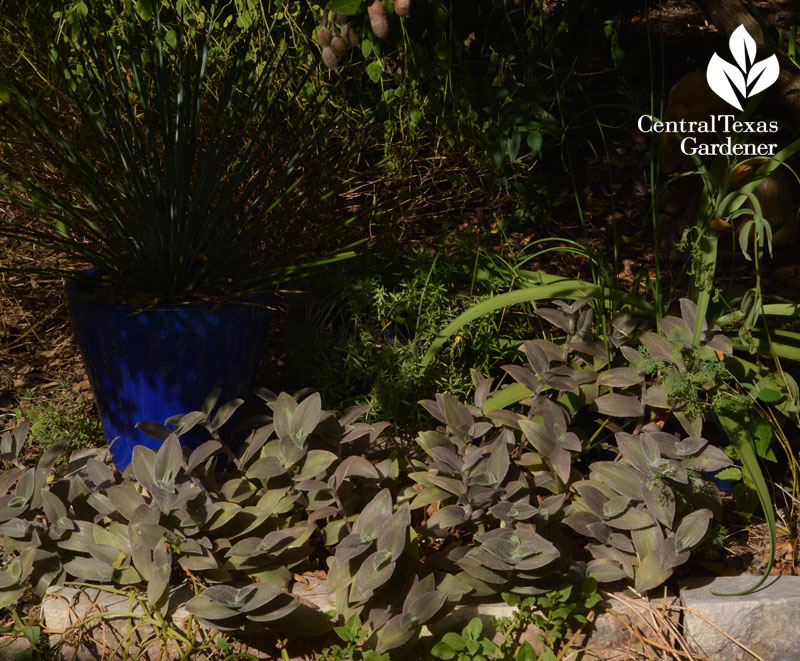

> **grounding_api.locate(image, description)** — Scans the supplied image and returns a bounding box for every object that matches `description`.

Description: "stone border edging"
[19,574,798,660]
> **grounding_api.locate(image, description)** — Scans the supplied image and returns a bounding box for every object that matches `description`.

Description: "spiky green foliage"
[0,5,366,304]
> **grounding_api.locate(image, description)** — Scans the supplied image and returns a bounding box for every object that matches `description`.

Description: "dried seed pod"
[317,26,332,47]
[330,35,347,58]
[333,12,348,25]
[321,46,339,70]
[341,23,360,48]
[368,0,389,40]
[394,0,410,16]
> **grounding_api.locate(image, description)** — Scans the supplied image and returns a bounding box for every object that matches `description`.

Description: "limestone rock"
[42,584,197,660]
[0,636,32,660]
[680,575,800,661]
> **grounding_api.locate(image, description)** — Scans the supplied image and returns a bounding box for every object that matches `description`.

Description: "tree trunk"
[695,0,800,123]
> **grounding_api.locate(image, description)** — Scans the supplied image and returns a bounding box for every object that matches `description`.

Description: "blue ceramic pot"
[65,272,270,470]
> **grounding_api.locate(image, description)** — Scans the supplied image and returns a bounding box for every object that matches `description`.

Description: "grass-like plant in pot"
[0,6,368,469]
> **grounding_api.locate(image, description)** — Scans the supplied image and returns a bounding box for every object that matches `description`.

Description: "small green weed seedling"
[496,579,603,660]
[318,615,390,661]
[1,608,46,661]
[430,617,497,660]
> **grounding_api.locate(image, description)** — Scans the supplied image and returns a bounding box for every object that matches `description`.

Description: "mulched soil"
[0,232,89,415]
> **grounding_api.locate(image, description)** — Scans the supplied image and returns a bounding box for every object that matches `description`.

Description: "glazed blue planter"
[66,273,269,470]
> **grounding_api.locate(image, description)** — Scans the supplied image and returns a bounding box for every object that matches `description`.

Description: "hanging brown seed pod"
[333,12,348,25]
[368,0,389,40]
[394,0,410,17]
[317,26,332,47]
[330,35,347,58]
[341,23,360,48]
[321,46,339,70]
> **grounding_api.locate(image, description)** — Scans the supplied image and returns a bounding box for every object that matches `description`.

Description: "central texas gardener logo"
[636,23,781,158]
[706,24,779,110]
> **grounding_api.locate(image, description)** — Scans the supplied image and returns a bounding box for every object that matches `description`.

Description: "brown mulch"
[0,209,89,419]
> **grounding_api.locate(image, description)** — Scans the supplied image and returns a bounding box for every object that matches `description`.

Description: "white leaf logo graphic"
[729,24,756,72]
[748,54,780,96]
[706,24,780,110]
[707,54,746,110]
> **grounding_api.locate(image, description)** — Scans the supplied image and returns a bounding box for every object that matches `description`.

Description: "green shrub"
[288,243,541,434]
